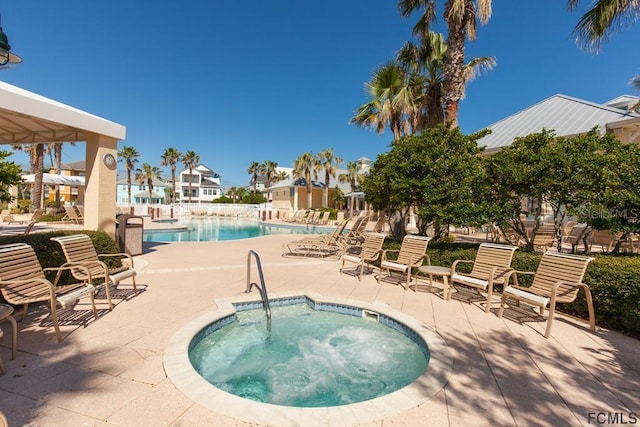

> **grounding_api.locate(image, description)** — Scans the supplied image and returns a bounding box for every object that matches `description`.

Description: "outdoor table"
[417,265,452,300]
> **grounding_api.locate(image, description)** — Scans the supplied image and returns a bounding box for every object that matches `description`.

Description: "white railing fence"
[116,203,283,219]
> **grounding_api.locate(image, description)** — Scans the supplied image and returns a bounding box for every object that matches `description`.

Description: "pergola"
[0,80,126,237]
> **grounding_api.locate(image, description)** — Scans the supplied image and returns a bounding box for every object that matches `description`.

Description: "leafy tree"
[135,163,163,204]
[363,125,488,240]
[259,160,278,200]
[118,146,140,206]
[399,0,493,128]
[0,150,24,204]
[181,150,200,203]
[568,0,640,52]
[242,192,267,204]
[293,152,319,209]
[317,149,342,208]
[160,147,182,204]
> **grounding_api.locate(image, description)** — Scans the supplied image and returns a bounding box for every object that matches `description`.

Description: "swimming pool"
[143,217,330,242]
[164,291,453,425]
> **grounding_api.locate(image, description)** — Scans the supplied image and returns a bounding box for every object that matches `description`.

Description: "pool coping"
[163,290,453,426]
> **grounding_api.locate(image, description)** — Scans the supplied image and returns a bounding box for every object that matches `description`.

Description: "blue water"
[143,218,328,242]
[189,304,429,407]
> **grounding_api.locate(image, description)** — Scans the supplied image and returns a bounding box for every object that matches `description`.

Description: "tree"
[118,146,140,206]
[260,160,278,198]
[399,0,493,128]
[13,144,45,211]
[0,150,24,204]
[160,147,182,204]
[247,161,260,193]
[338,161,361,218]
[135,163,163,204]
[317,149,342,208]
[363,125,488,240]
[397,30,495,130]
[181,150,200,203]
[293,152,318,209]
[349,62,415,140]
[568,0,640,52]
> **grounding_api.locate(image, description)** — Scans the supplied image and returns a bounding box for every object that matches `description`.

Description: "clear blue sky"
[2,1,639,188]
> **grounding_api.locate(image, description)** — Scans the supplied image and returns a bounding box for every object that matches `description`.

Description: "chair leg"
[359,263,364,281]
[50,300,63,343]
[485,284,493,313]
[6,315,17,360]
[544,302,556,338]
[89,292,98,320]
[583,285,596,332]
[132,275,137,292]
[497,295,506,318]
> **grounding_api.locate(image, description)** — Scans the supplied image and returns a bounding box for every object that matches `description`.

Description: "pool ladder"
[245,250,272,332]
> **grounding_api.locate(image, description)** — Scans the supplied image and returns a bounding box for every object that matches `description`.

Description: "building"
[116,174,167,205]
[476,94,640,153]
[175,164,222,203]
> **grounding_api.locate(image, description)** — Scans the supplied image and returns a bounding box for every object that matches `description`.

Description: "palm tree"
[568,0,640,52]
[181,150,200,203]
[273,170,289,183]
[293,152,318,209]
[339,161,361,217]
[318,148,342,208]
[247,161,260,193]
[118,146,140,206]
[350,62,415,140]
[160,147,182,204]
[135,163,163,204]
[260,160,278,190]
[399,0,493,128]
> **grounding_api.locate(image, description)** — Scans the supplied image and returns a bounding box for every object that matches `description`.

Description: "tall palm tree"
[399,0,493,128]
[272,170,289,184]
[293,152,318,209]
[135,163,163,204]
[568,0,640,52]
[118,146,140,206]
[339,161,361,217]
[318,148,342,208]
[260,160,278,190]
[181,150,200,203]
[247,161,260,193]
[350,62,415,140]
[160,147,182,204]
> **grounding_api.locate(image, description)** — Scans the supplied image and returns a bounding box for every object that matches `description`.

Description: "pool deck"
[0,226,639,426]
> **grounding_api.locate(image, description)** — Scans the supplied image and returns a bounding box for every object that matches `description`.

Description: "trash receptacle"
[116,214,144,256]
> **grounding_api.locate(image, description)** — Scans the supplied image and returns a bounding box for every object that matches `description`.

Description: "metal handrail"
[245,250,272,332]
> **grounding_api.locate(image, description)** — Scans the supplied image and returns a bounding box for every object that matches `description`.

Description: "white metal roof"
[476,94,639,152]
[0,80,126,144]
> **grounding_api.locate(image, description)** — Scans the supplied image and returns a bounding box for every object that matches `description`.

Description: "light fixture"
[0,13,22,66]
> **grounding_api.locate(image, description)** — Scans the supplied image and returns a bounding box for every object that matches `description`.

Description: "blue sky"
[2,1,639,188]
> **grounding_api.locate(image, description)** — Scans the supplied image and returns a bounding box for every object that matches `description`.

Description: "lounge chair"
[306,211,321,225]
[450,243,518,312]
[62,205,83,224]
[340,232,386,281]
[340,217,369,248]
[564,223,590,253]
[378,235,431,289]
[531,223,557,252]
[51,234,138,309]
[0,210,12,223]
[0,243,97,342]
[318,211,330,225]
[7,209,43,225]
[282,219,349,257]
[498,251,594,338]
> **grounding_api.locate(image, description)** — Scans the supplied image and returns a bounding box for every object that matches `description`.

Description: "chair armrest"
[505,270,535,288]
[98,252,135,268]
[0,278,57,302]
[381,249,399,262]
[451,259,474,273]
[44,264,93,285]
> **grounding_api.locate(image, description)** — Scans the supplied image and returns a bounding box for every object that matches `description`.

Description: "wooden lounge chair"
[51,234,138,309]
[282,219,349,257]
[340,232,386,281]
[318,211,330,225]
[378,235,431,289]
[62,205,83,224]
[450,243,518,312]
[0,243,97,342]
[339,217,369,248]
[7,209,43,225]
[531,223,557,252]
[564,223,590,253]
[498,252,594,338]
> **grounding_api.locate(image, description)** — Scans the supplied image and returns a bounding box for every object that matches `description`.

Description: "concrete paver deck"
[0,233,638,426]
